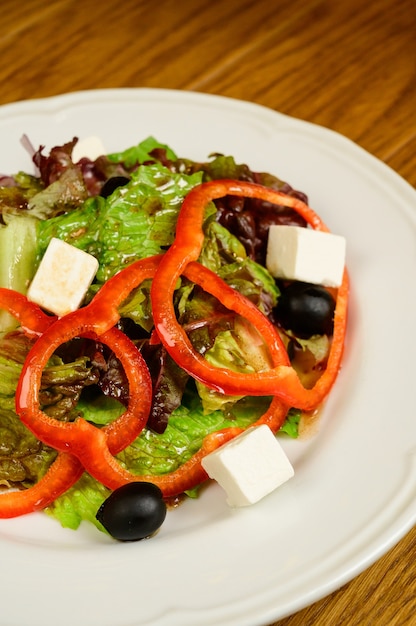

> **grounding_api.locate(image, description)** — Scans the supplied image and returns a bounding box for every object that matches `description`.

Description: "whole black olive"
[96,481,167,541]
[275,282,336,338]
[100,176,130,198]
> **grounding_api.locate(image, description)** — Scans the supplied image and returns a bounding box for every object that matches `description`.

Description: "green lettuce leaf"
[198,220,246,272]
[0,333,57,485]
[46,473,110,531]
[37,162,203,284]
[279,408,301,438]
[196,315,274,413]
[107,136,178,168]
[217,257,279,314]
[187,154,253,182]
[0,215,38,332]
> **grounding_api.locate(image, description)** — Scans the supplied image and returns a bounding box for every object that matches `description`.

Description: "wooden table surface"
[1,1,415,624]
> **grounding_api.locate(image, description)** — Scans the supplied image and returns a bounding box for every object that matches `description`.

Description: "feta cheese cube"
[201,425,294,507]
[71,136,106,162]
[266,225,346,287]
[27,238,99,317]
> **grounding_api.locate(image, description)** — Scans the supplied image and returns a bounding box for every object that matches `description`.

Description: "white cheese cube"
[27,238,99,317]
[201,425,294,507]
[266,225,346,287]
[71,136,106,162]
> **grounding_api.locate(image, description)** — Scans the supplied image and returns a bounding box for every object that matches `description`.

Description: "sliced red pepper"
[0,287,55,336]
[0,293,77,518]
[7,259,156,510]
[0,326,153,518]
[0,453,84,518]
[150,180,349,411]
[184,261,290,367]
[17,326,152,457]
[1,324,153,517]
[1,327,152,519]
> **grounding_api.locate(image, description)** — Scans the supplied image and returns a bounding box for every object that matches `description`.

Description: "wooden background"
[0,1,415,624]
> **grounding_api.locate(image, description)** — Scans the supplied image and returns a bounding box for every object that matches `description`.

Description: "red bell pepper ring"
[150,180,349,411]
[0,287,55,336]
[2,325,152,517]
[15,254,161,458]
[0,327,153,518]
[0,292,79,518]
[16,326,152,459]
[14,255,158,482]
[0,326,151,519]
[0,453,84,518]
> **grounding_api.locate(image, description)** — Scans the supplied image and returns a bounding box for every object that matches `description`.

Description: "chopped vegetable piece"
[0,453,83,518]
[16,327,152,475]
[0,288,55,336]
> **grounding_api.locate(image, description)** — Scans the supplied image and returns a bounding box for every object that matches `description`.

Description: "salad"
[0,136,348,539]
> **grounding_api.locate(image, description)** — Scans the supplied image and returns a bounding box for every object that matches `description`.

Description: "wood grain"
[189,0,416,167]
[0,0,415,624]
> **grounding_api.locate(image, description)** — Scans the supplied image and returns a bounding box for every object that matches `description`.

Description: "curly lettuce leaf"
[0,172,43,216]
[117,391,274,476]
[46,472,110,531]
[26,167,88,219]
[217,257,279,314]
[117,278,154,331]
[0,332,56,485]
[198,219,247,271]
[196,316,274,413]
[279,408,301,438]
[37,162,203,284]
[175,153,253,182]
[107,136,178,168]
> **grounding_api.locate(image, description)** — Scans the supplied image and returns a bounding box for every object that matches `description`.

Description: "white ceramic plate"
[0,89,415,626]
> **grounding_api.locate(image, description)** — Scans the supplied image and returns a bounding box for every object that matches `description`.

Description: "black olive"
[275,282,336,338]
[100,176,130,198]
[96,482,167,541]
